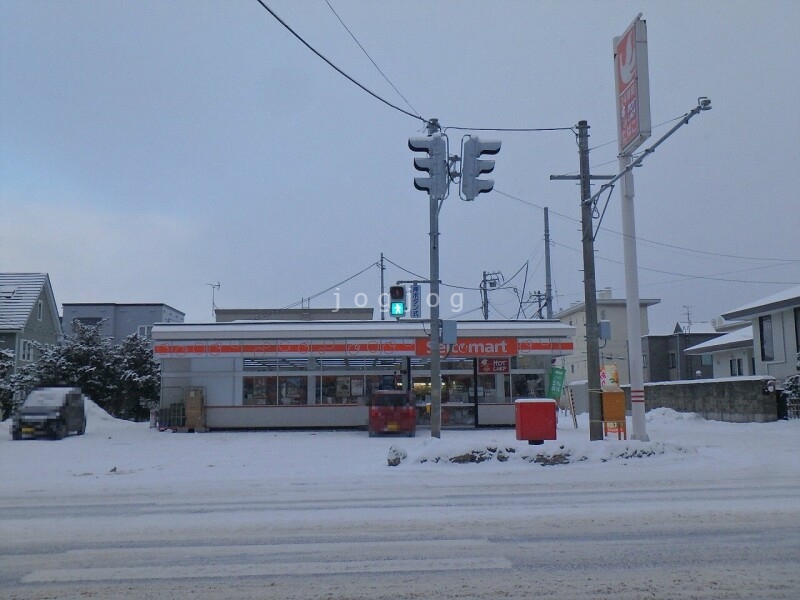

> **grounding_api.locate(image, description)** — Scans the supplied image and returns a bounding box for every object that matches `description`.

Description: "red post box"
[515,398,557,445]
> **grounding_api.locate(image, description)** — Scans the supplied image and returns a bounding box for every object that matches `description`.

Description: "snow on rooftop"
[685,325,753,353]
[723,285,800,318]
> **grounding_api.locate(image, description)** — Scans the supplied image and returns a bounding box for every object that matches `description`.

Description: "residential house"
[62,303,184,342]
[0,273,62,373]
[720,285,800,380]
[554,287,659,387]
[684,325,754,379]
[642,322,722,382]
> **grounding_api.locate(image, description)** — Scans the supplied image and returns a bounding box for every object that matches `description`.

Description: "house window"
[701,354,713,366]
[668,353,676,369]
[730,358,743,376]
[21,340,34,361]
[794,307,800,354]
[759,315,774,361]
[137,325,153,338]
[37,300,43,321]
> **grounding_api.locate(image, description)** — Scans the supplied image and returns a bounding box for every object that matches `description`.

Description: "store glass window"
[476,374,497,402]
[442,374,472,403]
[277,376,306,405]
[511,374,546,399]
[243,376,277,405]
[317,375,376,405]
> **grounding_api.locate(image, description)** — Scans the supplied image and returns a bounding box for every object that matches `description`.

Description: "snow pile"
[84,397,135,427]
[391,435,695,467]
[646,407,705,423]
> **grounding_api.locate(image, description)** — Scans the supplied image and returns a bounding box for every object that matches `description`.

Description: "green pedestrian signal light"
[389,285,406,317]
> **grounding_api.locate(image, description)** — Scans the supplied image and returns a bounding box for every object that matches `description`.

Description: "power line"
[382,255,530,293]
[254,0,425,123]
[494,188,798,264]
[445,125,575,133]
[280,261,380,310]
[255,1,573,134]
[588,114,686,153]
[550,240,799,285]
[324,0,421,118]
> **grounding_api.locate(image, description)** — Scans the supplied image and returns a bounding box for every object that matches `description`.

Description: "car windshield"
[22,390,66,408]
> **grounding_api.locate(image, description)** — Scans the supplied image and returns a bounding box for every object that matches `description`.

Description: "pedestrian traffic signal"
[461,136,501,200]
[408,133,448,199]
[389,285,406,317]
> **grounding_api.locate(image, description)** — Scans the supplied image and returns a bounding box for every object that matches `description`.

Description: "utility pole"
[578,121,604,441]
[380,253,385,321]
[544,207,553,318]
[480,271,502,320]
[205,282,220,319]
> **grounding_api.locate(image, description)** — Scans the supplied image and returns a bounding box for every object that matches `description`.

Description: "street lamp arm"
[584,97,712,206]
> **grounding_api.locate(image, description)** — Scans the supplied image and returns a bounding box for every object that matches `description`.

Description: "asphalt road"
[2,477,799,600]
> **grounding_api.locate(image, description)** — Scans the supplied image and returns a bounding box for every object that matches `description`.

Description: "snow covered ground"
[1,401,797,498]
[2,403,799,599]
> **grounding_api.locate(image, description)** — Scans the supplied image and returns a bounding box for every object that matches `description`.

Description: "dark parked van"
[11,387,86,440]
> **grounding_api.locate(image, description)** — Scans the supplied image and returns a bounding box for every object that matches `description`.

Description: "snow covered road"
[1,406,799,599]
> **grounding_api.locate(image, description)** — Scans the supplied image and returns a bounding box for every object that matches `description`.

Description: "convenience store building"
[152,319,575,429]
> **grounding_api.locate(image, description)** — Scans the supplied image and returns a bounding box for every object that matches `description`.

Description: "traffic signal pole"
[429,181,442,438]
[425,119,443,438]
[409,122,501,438]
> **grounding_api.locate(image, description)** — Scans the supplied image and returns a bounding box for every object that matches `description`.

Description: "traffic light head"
[389,285,406,317]
[408,134,448,199]
[461,136,501,201]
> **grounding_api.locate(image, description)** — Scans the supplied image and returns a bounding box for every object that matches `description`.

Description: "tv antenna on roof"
[206,282,220,318]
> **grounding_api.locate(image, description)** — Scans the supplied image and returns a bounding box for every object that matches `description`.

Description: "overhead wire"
[324,0,421,118]
[254,0,425,124]
[493,188,797,263]
[280,261,380,310]
[550,240,799,285]
[254,1,573,133]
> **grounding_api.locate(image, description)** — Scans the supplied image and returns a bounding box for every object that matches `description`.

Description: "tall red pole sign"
[614,16,651,155]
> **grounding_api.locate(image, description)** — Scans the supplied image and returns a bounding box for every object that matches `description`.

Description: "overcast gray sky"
[2,0,798,332]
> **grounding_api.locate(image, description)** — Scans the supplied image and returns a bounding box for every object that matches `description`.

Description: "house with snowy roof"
[0,273,62,374]
[684,325,754,379]
[716,285,800,380]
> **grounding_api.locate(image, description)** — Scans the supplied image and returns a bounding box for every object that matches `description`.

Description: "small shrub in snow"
[387,446,407,466]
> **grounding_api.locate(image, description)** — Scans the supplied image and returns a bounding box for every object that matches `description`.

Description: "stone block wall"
[633,377,779,423]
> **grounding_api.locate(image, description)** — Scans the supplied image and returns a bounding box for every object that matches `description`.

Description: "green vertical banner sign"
[547,367,566,399]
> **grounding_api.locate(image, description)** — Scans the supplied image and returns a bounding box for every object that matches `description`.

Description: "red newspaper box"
[515,398,557,445]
